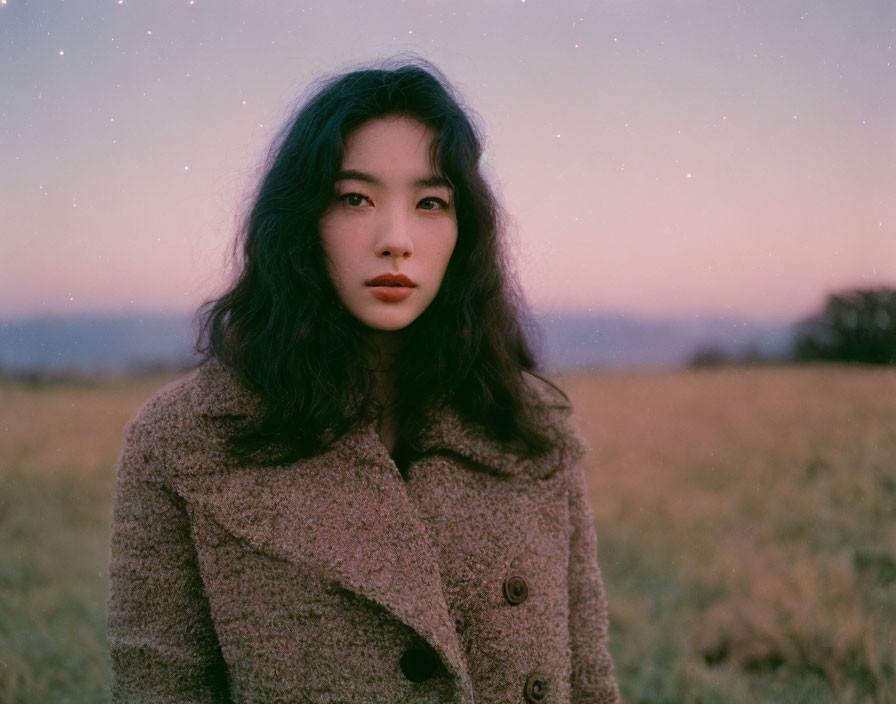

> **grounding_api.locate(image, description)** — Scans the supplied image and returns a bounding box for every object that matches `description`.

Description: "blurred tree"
[687,346,733,368]
[794,288,896,364]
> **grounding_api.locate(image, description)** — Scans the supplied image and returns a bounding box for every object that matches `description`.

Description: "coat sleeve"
[107,417,230,703]
[567,460,621,703]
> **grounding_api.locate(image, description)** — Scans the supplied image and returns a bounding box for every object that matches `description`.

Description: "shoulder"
[118,369,202,481]
[119,360,259,481]
[128,369,200,436]
[130,359,259,429]
[520,370,588,475]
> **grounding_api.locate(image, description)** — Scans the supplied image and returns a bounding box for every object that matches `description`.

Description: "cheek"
[431,222,458,273]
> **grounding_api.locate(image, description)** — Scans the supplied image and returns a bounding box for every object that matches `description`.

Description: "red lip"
[365,273,416,287]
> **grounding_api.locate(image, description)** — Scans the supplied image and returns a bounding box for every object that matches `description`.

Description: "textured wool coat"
[107,360,620,704]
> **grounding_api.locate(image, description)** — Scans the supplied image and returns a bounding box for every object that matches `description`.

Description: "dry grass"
[0,374,177,479]
[1,365,894,703]
[558,365,896,703]
[0,373,180,703]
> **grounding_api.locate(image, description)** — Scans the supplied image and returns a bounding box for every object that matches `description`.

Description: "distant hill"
[0,311,794,375]
[0,313,199,374]
[533,310,794,370]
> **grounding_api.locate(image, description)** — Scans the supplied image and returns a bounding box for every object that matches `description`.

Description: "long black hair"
[197,57,566,464]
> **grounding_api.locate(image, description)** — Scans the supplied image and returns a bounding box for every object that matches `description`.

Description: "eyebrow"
[334,169,451,189]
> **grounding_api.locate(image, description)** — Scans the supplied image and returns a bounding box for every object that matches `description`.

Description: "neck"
[362,329,403,409]
[363,330,402,368]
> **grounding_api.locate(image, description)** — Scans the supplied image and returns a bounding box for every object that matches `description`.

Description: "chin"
[357,310,420,332]
[362,318,416,332]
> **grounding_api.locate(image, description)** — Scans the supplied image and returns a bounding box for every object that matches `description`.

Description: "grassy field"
[563,366,896,704]
[1,366,894,703]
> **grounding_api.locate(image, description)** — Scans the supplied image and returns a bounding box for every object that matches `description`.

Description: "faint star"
[58,50,64,56]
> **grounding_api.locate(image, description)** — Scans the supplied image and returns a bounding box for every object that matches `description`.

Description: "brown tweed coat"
[107,360,620,704]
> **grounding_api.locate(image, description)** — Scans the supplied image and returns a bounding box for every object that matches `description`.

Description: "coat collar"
[174,359,584,701]
[172,408,474,698]
[189,359,585,479]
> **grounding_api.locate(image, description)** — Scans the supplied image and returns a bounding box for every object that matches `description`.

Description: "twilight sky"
[2,0,894,321]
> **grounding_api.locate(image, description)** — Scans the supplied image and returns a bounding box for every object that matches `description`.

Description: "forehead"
[340,116,438,172]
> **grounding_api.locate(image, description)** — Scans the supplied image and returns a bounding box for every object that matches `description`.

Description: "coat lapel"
[177,362,472,696]
[175,361,585,698]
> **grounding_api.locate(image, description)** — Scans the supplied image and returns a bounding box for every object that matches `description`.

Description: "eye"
[418,197,449,211]
[341,193,371,207]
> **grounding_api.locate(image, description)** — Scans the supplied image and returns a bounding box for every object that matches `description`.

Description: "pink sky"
[2,0,894,322]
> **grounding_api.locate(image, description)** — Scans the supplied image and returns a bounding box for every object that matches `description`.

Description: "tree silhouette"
[794,288,896,364]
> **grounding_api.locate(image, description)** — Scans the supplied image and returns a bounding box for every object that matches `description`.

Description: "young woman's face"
[318,115,458,332]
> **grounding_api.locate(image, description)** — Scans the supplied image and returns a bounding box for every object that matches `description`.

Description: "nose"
[375,207,414,261]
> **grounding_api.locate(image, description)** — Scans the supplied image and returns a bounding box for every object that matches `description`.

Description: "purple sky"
[2,0,894,321]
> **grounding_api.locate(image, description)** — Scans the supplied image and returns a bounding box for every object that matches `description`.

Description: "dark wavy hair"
[197,57,565,466]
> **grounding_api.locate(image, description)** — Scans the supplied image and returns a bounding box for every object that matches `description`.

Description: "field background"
[1,366,894,703]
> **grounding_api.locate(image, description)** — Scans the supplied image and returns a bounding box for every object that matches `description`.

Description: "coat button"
[502,575,529,605]
[400,645,438,683]
[523,672,550,702]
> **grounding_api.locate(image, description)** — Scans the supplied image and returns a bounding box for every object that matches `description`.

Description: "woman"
[107,59,620,704]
